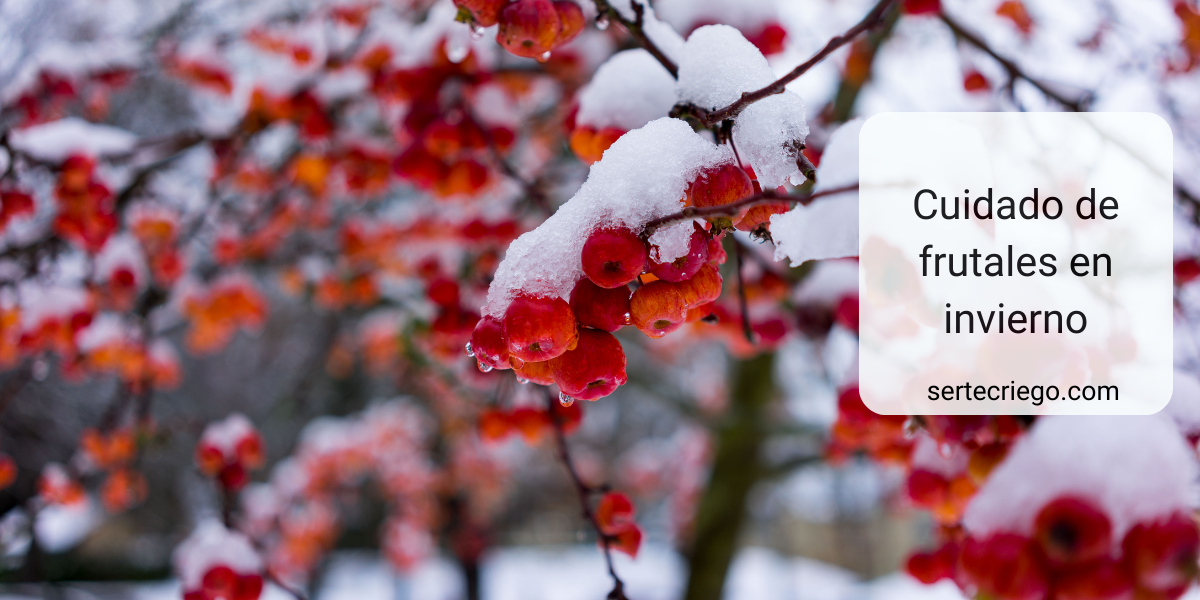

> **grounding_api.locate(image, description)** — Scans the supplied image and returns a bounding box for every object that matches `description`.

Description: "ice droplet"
[465,342,475,357]
[470,25,486,39]
[477,361,494,373]
[538,51,552,63]
[937,442,953,458]
[32,358,48,381]
[558,392,575,407]
[516,376,529,384]
[596,14,610,30]
[446,32,470,64]
[622,312,632,325]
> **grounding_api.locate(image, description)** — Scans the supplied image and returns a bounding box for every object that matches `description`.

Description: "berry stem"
[544,389,629,600]
[592,0,678,78]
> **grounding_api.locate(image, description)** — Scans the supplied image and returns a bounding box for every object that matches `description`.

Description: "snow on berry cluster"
[195,413,266,492]
[569,49,676,164]
[907,416,1200,600]
[173,519,264,600]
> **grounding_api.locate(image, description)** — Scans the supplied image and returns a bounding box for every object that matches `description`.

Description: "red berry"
[835,294,858,333]
[906,469,948,508]
[648,222,709,282]
[905,542,959,584]
[503,294,578,362]
[550,328,628,400]
[675,263,723,308]
[687,163,753,209]
[959,534,1049,600]
[629,280,687,338]
[1123,513,1200,594]
[963,70,990,92]
[470,315,511,370]
[514,358,555,385]
[455,0,508,28]
[553,1,584,46]
[1175,257,1200,286]
[569,278,631,332]
[581,227,648,288]
[497,0,561,59]
[1055,557,1135,600]
[903,0,941,15]
[1034,496,1112,566]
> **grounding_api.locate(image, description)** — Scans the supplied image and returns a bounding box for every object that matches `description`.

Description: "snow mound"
[173,519,262,590]
[8,118,137,162]
[677,25,775,110]
[655,0,779,33]
[769,119,861,266]
[199,413,258,456]
[962,415,1197,543]
[732,91,809,188]
[484,117,730,317]
[576,50,676,131]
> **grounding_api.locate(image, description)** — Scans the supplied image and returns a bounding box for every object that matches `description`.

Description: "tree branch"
[939,12,1091,112]
[683,0,897,126]
[642,183,858,236]
[544,390,628,600]
[593,0,678,78]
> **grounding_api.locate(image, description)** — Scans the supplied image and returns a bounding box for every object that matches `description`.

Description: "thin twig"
[939,12,1091,112]
[734,242,754,344]
[544,390,628,600]
[592,0,678,78]
[682,0,897,126]
[642,183,858,236]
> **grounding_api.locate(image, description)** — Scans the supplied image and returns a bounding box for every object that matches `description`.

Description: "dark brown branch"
[593,0,678,78]
[642,183,858,236]
[686,0,897,126]
[939,12,1091,112]
[544,390,628,600]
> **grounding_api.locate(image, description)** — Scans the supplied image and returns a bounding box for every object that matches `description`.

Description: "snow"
[575,50,677,131]
[173,519,263,590]
[484,117,730,317]
[608,0,686,65]
[17,282,91,332]
[677,25,776,110]
[962,415,1197,543]
[769,119,861,266]
[655,0,779,34]
[8,118,137,162]
[94,234,148,285]
[34,497,97,553]
[76,314,130,353]
[198,413,257,457]
[1166,369,1200,436]
[732,91,810,188]
[792,259,858,305]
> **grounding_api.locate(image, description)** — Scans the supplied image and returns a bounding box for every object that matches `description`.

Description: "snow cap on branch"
[173,519,262,590]
[9,118,137,162]
[483,117,730,317]
[769,119,861,266]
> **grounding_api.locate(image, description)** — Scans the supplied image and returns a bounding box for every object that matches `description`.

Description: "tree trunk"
[683,351,776,600]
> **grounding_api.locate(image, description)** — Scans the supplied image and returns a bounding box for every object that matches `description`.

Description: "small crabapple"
[905,542,958,584]
[550,328,628,401]
[497,0,561,59]
[687,163,753,209]
[515,358,555,385]
[629,280,688,338]
[470,315,511,370]
[503,294,578,362]
[959,533,1050,600]
[1122,513,1200,594]
[1054,557,1135,600]
[675,263,723,308]
[455,0,508,27]
[648,222,709,282]
[553,1,584,45]
[1034,496,1112,566]
[569,279,631,332]
[581,227,648,288]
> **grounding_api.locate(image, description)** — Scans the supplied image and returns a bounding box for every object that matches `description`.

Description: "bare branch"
[592,0,679,78]
[642,183,858,236]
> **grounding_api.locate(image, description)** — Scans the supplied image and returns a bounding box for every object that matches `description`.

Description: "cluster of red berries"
[455,0,584,61]
[184,566,263,600]
[908,497,1200,600]
[478,401,582,443]
[54,154,117,253]
[596,491,643,558]
[195,415,266,492]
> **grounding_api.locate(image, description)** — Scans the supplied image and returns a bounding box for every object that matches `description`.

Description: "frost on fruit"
[483,117,730,317]
[962,416,1196,542]
[769,119,862,267]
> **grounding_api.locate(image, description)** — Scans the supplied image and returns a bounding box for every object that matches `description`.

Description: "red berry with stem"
[687,163,753,208]
[569,278,631,332]
[503,294,578,362]
[675,263,722,308]
[549,328,627,401]
[553,1,585,46]
[648,222,709,282]
[497,0,561,59]
[581,227,648,289]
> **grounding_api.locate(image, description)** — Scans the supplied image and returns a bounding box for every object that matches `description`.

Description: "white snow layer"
[962,415,1197,544]
[769,119,861,266]
[677,25,775,110]
[575,49,676,131]
[655,0,779,33]
[733,91,809,188]
[8,118,137,162]
[173,519,263,590]
[484,118,730,317]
